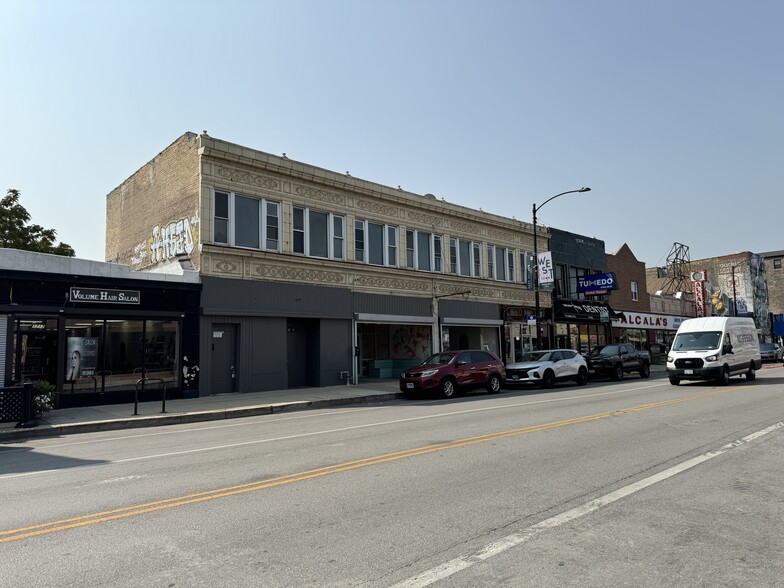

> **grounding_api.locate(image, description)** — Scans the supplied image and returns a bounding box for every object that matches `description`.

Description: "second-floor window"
[569,267,590,299]
[487,245,514,281]
[293,206,344,260]
[631,280,639,301]
[555,264,566,296]
[355,220,398,266]
[450,238,481,277]
[214,190,279,251]
[406,230,442,272]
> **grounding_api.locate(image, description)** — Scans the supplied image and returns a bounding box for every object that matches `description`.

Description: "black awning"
[553,299,623,323]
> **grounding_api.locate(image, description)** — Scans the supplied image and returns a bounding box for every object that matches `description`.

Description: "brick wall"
[105,132,201,269]
[606,244,650,311]
[764,252,784,315]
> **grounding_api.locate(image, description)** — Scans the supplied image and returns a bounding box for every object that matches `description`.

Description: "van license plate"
[684,369,693,375]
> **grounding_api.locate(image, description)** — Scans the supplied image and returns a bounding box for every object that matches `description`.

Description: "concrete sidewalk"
[0,380,403,442]
[1,365,678,442]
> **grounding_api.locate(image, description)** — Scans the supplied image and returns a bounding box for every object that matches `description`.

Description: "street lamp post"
[532,187,591,350]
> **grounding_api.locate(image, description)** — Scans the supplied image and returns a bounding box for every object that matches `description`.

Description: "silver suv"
[505,349,589,388]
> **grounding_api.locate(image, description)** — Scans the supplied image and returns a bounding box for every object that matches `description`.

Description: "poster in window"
[66,337,99,379]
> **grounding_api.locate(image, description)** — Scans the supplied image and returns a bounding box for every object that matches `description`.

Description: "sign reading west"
[70,287,141,304]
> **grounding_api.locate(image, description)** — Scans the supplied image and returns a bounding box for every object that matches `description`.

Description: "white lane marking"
[20,382,668,451]
[390,421,784,588]
[0,384,669,480]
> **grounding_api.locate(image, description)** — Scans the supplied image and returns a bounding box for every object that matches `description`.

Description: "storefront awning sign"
[70,287,140,304]
[553,299,623,322]
[612,311,687,331]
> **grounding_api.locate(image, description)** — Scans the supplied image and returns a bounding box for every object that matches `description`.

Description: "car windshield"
[420,353,456,366]
[760,343,775,351]
[671,331,722,351]
[520,351,553,362]
[588,345,619,357]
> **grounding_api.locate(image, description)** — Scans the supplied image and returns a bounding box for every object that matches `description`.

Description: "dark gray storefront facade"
[200,276,505,393]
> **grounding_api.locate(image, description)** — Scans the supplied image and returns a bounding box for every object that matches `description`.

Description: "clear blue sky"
[2,0,782,268]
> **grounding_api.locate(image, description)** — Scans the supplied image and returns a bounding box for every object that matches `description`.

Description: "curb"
[0,392,406,443]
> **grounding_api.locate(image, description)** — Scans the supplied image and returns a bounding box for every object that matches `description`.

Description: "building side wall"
[105,132,201,268]
[606,244,650,311]
[763,251,784,315]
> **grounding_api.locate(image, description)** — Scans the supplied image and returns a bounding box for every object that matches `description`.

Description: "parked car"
[585,343,651,380]
[505,349,588,388]
[399,350,505,398]
[759,342,783,363]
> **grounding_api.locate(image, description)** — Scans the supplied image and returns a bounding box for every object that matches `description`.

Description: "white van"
[666,317,761,385]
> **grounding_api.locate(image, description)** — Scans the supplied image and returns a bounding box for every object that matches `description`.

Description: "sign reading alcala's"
[612,311,683,330]
[70,287,141,304]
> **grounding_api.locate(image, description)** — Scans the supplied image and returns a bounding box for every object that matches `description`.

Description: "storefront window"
[144,320,179,386]
[441,326,500,356]
[13,318,59,384]
[64,319,104,394]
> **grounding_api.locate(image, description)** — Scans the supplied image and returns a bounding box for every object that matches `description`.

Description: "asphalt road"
[2,369,784,587]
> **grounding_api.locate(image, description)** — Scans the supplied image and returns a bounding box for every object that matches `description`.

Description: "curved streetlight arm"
[534,187,591,215]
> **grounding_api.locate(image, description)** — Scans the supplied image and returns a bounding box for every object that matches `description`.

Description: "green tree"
[0,189,75,256]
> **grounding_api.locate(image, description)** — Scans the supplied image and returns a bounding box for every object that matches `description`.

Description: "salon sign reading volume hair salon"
[69,287,141,304]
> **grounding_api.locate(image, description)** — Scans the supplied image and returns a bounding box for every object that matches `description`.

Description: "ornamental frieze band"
[406,211,444,227]
[356,199,399,217]
[215,166,280,190]
[487,228,520,243]
[294,184,345,205]
[249,264,346,284]
[448,220,482,235]
[353,275,430,292]
[212,258,241,274]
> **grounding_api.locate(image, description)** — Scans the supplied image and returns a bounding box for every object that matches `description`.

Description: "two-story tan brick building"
[106,132,543,394]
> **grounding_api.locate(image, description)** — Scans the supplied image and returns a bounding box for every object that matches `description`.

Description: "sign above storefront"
[69,287,141,304]
[577,272,618,295]
[553,299,623,323]
[611,311,685,331]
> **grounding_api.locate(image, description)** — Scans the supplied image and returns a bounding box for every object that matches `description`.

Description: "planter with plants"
[32,380,57,417]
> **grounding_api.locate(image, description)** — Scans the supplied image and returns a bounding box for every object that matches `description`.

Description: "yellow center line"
[1,384,751,543]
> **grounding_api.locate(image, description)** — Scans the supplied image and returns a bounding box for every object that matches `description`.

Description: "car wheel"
[746,365,756,381]
[612,365,624,381]
[542,370,555,389]
[668,376,680,385]
[639,363,650,378]
[441,377,457,398]
[719,366,731,386]
[575,367,588,386]
[487,374,502,394]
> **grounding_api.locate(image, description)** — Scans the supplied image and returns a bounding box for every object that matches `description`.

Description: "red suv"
[399,350,506,398]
